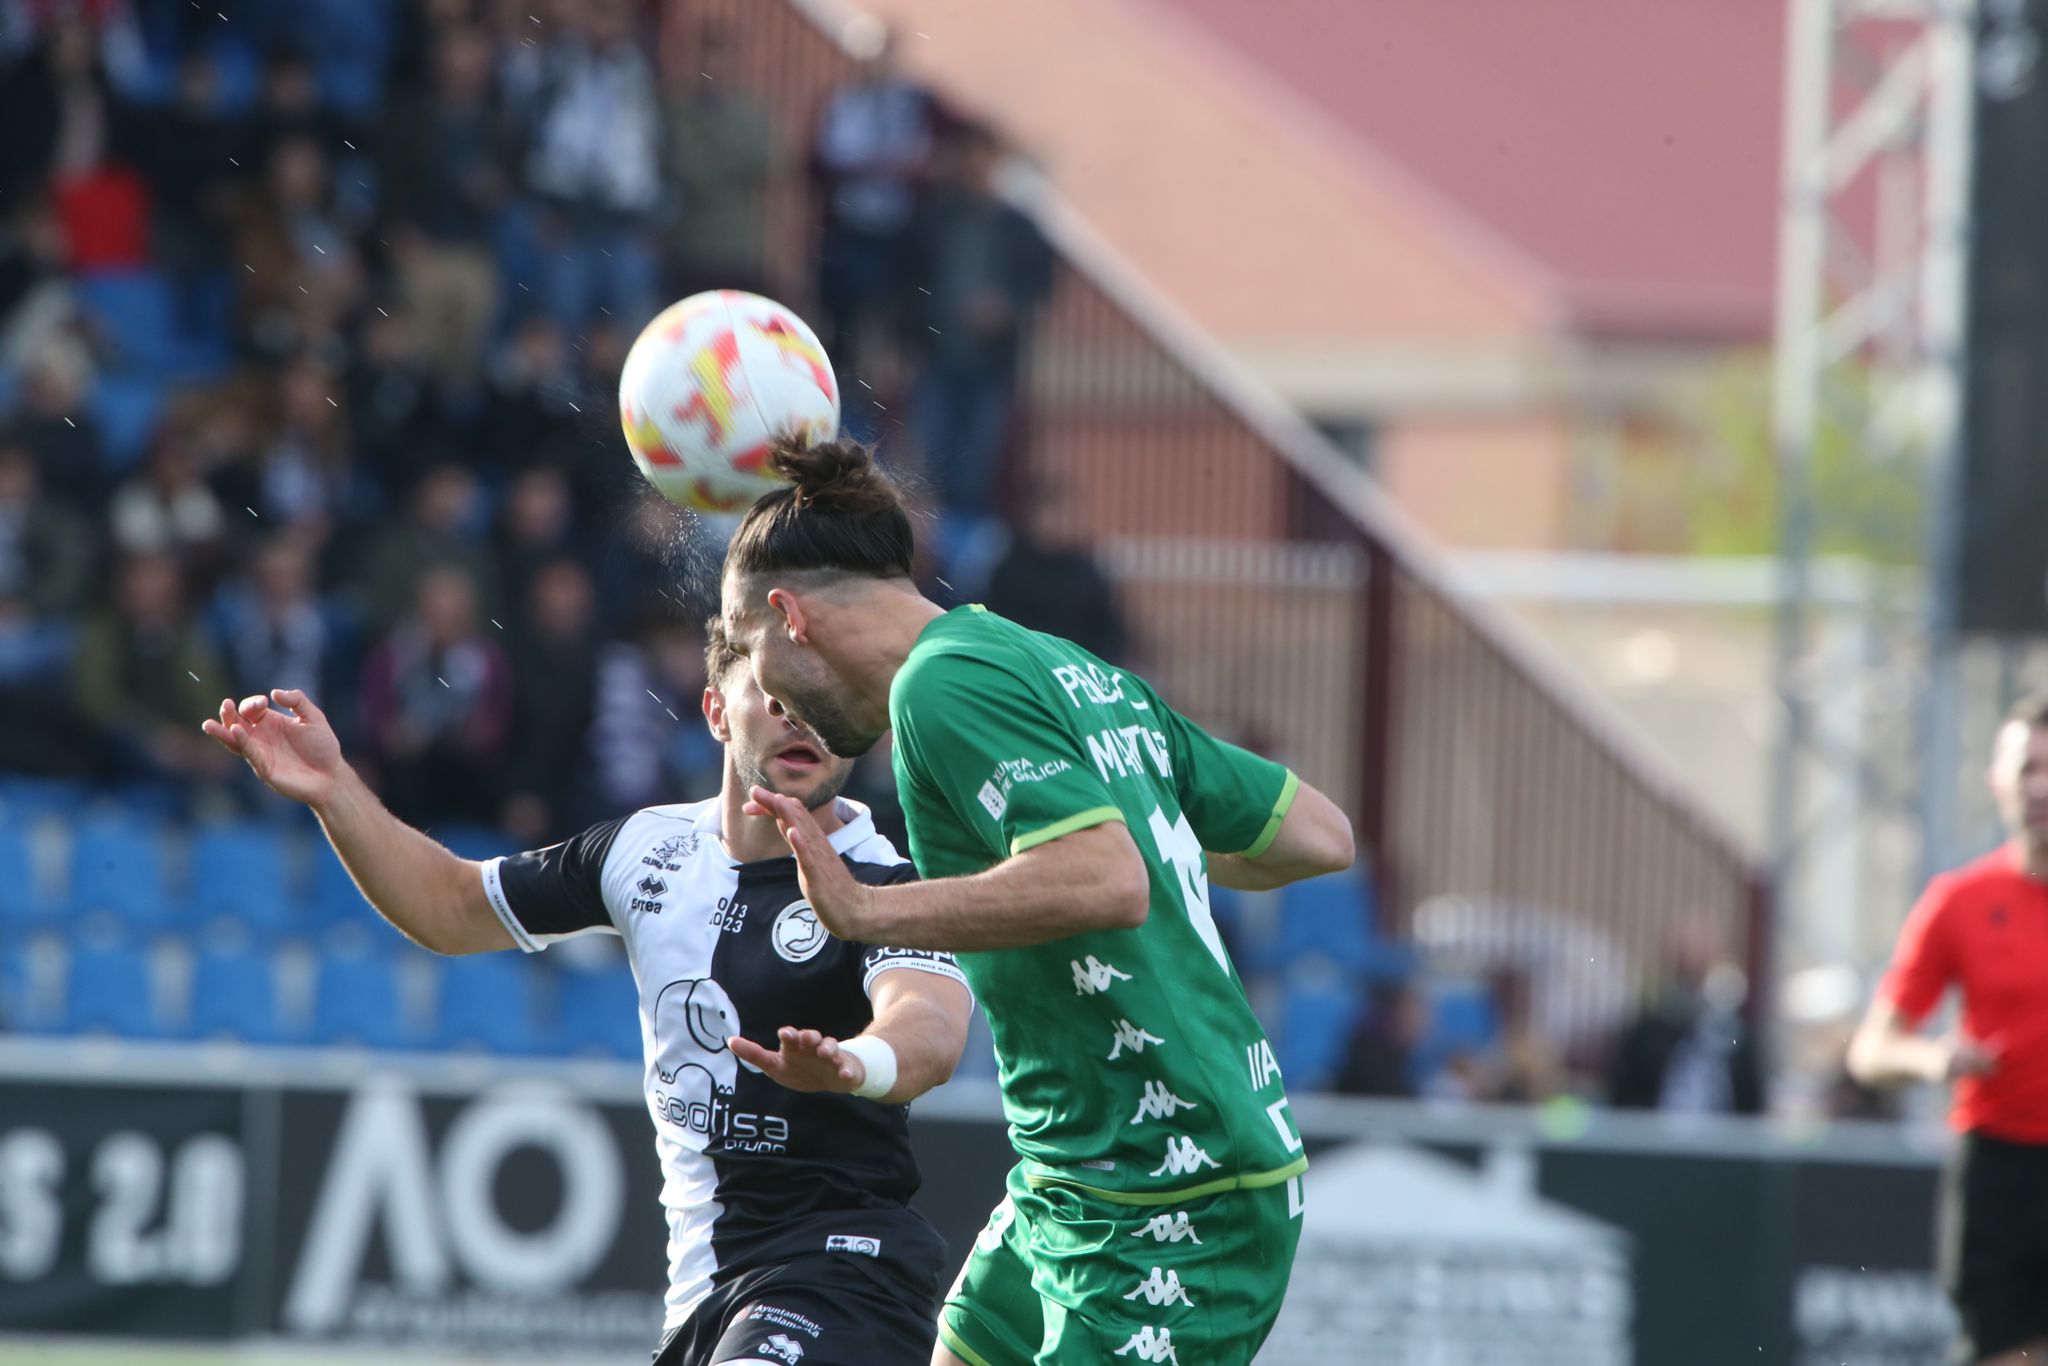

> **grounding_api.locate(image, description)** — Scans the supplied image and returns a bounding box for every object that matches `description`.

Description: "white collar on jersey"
[698,795,878,860]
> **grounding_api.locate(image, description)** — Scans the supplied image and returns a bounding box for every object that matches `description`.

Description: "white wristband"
[840,1035,899,1100]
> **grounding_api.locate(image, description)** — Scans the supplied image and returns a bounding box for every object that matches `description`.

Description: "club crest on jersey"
[772,900,828,962]
[644,833,699,871]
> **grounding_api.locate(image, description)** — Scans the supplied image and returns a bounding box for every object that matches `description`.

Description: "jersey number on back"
[1147,807,1231,974]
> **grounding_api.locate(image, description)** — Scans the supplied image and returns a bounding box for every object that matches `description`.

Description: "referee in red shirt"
[1850,694,2048,1366]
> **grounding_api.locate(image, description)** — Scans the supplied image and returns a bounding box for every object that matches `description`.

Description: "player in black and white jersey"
[200,626,974,1366]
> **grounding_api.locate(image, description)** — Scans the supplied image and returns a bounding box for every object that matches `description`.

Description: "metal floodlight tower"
[1770,0,1979,971]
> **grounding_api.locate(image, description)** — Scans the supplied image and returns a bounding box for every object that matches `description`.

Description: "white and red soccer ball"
[618,290,841,512]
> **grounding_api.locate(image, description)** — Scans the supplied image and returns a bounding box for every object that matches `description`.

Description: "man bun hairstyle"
[725,437,915,581]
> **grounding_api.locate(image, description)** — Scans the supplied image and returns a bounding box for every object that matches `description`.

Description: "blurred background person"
[73,551,228,791]
[661,18,784,301]
[1609,919,1764,1116]
[501,556,600,843]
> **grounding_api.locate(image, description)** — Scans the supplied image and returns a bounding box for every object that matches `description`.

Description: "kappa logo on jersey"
[1132,1211,1201,1244]
[1072,955,1133,996]
[1107,1018,1166,1061]
[1149,1136,1222,1179]
[757,1334,805,1363]
[1113,1325,1179,1363]
[1129,1080,1198,1126]
[1124,1266,1195,1308]
[771,901,828,962]
[825,1234,881,1257]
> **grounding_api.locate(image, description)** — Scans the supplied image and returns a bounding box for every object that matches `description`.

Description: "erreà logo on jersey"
[771,901,827,963]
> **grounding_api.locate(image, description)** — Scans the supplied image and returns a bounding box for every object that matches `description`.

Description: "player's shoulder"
[1925,849,2029,912]
[831,799,916,881]
[605,799,722,872]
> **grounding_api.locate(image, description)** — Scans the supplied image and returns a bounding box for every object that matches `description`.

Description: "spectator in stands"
[381,22,511,391]
[108,427,229,582]
[9,337,105,509]
[495,464,584,611]
[521,0,662,331]
[1333,981,1423,1098]
[0,195,74,375]
[74,551,230,786]
[134,52,242,335]
[212,533,339,705]
[662,18,785,299]
[1608,919,1764,1115]
[502,557,599,842]
[359,563,512,827]
[984,477,1126,660]
[347,307,440,493]
[587,608,721,812]
[250,358,360,538]
[1487,968,1569,1104]
[246,45,345,168]
[809,21,935,382]
[907,122,1051,531]
[482,313,581,469]
[0,443,89,773]
[356,462,498,634]
[0,16,145,247]
[233,135,363,357]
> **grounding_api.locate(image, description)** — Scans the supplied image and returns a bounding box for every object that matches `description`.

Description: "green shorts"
[939,1162,1306,1366]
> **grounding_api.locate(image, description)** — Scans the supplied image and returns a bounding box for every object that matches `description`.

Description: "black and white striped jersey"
[478,796,969,1331]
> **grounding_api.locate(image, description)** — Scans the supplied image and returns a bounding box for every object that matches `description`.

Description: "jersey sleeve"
[480,818,626,953]
[846,862,972,997]
[1879,876,1957,1026]
[1155,694,1299,857]
[895,649,1126,860]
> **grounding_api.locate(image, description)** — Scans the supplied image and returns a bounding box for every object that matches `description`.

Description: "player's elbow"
[1103,857,1151,930]
[1313,809,1357,877]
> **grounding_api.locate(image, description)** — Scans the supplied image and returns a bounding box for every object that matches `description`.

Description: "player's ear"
[766,587,808,644]
[702,685,730,743]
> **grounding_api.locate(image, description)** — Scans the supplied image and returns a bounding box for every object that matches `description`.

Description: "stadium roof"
[1156,0,1785,342]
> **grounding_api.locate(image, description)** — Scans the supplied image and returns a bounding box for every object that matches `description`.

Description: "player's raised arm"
[202,688,513,954]
[1205,779,1355,891]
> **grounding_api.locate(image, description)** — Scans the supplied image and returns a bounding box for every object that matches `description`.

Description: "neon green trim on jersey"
[1021,1153,1308,1206]
[1238,770,1301,859]
[938,1317,999,1366]
[1009,805,1126,856]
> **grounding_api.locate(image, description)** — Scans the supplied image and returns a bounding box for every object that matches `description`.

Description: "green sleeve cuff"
[1009,806,1127,856]
[1237,770,1300,859]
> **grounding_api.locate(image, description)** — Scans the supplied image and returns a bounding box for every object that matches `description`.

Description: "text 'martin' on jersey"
[476,797,969,1330]
[889,605,1308,1204]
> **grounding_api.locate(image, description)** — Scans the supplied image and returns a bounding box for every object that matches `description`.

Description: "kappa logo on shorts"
[1132,1211,1201,1244]
[1149,1136,1221,1179]
[771,901,828,962]
[1107,1019,1165,1061]
[757,1334,805,1363]
[1129,1081,1197,1126]
[1113,1325,1180,1362]
[1124,1266,1195,1308]
[1072,955,1133,996]
[825,1233,881,1256]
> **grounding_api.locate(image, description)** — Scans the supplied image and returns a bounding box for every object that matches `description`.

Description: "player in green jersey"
[717,441,1357,1366]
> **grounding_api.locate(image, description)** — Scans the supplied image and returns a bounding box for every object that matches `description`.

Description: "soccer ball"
[618,290,841,512]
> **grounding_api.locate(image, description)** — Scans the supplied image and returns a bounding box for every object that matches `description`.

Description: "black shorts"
[653,1250,943,1366]
[1939,1131,2048,1363]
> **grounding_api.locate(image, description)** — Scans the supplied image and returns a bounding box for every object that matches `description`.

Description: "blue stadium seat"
[69,813,179,929]
[1263,875,1376,973]
[188,824,296,937]
[437,954,540,1054]
[89,373,167,468]
[1277,981,1361,1093]
[433,825,518,862]
[557,966,642,1060]
[305,843,374,935]
[66,945,159,1037]
[1427,980,1500,1055]
[73,270,179,369]
[0,776,88,826]
[0,824,51,927]
[311,954,409,1049]
[187,949,282,1044]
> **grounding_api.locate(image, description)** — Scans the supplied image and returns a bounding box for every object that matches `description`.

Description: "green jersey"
[889,606,1307,1203]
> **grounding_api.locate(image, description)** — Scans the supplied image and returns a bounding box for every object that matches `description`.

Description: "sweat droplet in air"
[188,672,201,682]
[438,677,449,688]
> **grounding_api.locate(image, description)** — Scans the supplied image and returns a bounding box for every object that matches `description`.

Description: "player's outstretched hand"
[744,785,876,939]
[729,1026,868,1095]
[201,688,344,809]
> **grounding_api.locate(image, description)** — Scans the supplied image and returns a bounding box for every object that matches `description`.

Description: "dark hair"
[703,615,746,688]
[725,438,914,581]
[2008,692,2048,729]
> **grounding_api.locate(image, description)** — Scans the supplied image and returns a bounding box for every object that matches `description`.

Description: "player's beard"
[735,738,851,814]
[775,682,881,759]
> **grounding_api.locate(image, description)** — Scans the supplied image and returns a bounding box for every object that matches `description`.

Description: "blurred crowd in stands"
[0,0,1082,848]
